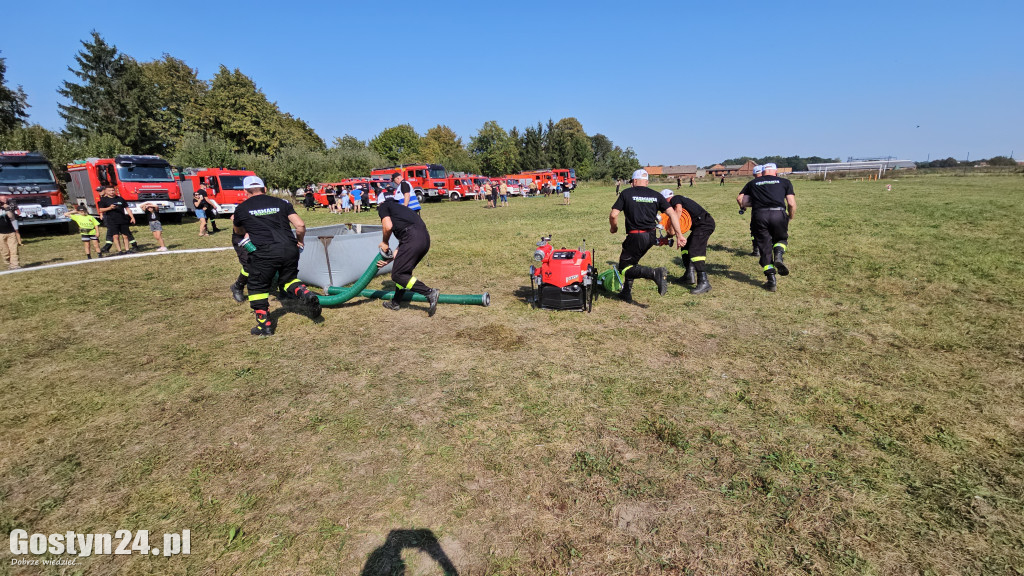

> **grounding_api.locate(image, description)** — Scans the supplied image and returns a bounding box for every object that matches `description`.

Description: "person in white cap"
[608,169,685,302]
[232,175,322,335]
[662,189,716,294]
[737,163,796,292]
[744,164,765,256]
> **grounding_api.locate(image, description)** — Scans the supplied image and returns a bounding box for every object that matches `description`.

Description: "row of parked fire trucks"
[0,150,577,232]
[0,150,259,231]
[311,164,576,206]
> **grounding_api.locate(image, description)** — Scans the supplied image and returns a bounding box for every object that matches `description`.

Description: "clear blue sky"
[4,0,1022,165]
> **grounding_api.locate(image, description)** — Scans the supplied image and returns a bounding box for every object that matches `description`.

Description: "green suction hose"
[315,254,385,306]
[317,253,490,307]
[347,288,490,306]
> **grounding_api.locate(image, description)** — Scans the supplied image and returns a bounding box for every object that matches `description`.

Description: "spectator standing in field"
[340,187,352,213]
[608,169,684,303]
[98,186,137,254]
[529,180,538,197]
[689,177,694,187]
[197,185,220,233]
[720,176,725,186]
[193,186,211,236]
[499,180,509,207]
[138,202,169,252]
[615,178,622,195]
[325,186,337,213]
[303,189,316,211]
[562,182,571,205]
[676,177,681,189]
[0,201,20,269]
[68,205,101,259]
[482,182,494,208]
[232,176,321,336]
[353,185,363,213]
[737,163,796,292]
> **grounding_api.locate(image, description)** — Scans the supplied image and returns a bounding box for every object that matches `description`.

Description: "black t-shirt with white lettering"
[233,194,297,249]
[740,175,794,209]
[377,198,425,240]
[611,186,671,231]
[669,195,710,221]
[98,195,129,225]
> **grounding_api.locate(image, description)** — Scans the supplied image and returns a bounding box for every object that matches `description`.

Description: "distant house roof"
[643,165,664,175]
[662,165,698,175]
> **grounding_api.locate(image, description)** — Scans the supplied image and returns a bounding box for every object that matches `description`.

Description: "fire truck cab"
[370,164,447,201]
[178,168,256,215]
[0,151,69,230]
[67,155,187,220]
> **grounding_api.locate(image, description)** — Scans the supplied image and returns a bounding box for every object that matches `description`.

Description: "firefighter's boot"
[251,310,273,336]
[750,238,760,257]
[773,245,789,276]
[682,262,696,286]
[762,269,777,292]
[619,279,634,303]
[690,271,712,295]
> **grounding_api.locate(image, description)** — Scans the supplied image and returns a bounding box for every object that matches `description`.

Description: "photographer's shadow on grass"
[360,529,459,576]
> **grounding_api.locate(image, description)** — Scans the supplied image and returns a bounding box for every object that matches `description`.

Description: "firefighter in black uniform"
[609,169,684,302]
[228,223,251,303]
[745,164,764,256]
[232,176,321,335]
[662,190,716,295]
[376,193,440,316]
[737,163,796,292]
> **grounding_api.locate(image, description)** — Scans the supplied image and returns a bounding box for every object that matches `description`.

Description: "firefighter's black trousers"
[751,208,789,271]
[618,231,658,284]
[681,215,716,273]
[392,225,432,298]
[247,244,302,312]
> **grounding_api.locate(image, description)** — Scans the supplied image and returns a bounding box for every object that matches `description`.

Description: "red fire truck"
[178,168,256,215]
[67,155,188,221]
[551,168,577,189]
[0,151,70,230]
[507,170,557,194]
[370,164,448,201]
[442,174,477,200]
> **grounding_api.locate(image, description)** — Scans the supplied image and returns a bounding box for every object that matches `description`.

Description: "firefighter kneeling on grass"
[376,188,440,316]
[232,176,322,336]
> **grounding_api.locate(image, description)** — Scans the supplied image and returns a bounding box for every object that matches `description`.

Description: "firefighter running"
[376,190,440,316]
[609,169,685,302]
[661,189,716,295]
[737,163,796,292]
[747,164,763,256]
[232,176,321,335]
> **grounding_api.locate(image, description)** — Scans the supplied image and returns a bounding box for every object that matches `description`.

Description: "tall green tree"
[58,32,161,153]
[518,123,547,170]
[139,54,207,148]
[421,124,477,173]
[274,112,325,151]
[469,121,519,176]
[199,66,280,155]
[332,134,368,151]
[369,124,420,164]
[0,54,29,135]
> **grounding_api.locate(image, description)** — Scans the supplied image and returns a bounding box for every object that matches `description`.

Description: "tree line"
[708,156,840,172]
[0,33,640,190]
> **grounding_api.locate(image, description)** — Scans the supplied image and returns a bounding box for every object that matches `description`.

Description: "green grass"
[1,173,1023,574]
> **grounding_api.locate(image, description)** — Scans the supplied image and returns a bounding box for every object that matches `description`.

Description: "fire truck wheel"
[449,192,461,202]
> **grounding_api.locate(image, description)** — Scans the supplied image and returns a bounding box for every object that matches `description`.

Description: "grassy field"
[1,173,1022,575]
